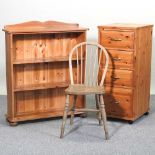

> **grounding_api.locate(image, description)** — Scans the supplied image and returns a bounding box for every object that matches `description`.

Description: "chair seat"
[65,84,104,95]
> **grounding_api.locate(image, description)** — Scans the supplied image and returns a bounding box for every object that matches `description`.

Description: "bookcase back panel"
[14,62,79,89]
[15,89,84,115]
[13,32,84,60]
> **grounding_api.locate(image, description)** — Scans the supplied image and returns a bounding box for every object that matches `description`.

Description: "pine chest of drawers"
[98,23,153,122]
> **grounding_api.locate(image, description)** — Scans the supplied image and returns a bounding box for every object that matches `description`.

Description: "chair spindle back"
[69,42,109,86]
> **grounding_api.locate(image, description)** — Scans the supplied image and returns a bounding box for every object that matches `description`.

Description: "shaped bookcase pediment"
[3,21,88,33]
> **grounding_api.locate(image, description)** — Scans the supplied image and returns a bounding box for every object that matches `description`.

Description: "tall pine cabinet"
[98,23,153,123]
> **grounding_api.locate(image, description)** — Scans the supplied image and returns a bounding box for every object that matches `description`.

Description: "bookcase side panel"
[5,33,15,121]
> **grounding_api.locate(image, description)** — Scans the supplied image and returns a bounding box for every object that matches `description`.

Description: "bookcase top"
[3,21,88,33]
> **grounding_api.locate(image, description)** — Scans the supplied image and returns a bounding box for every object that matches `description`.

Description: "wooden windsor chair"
[60,42,109,140]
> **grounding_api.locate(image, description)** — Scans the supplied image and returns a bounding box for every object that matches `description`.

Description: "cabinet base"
[6,117,18,126]
[8,121,18,126]
[5,112,85,125]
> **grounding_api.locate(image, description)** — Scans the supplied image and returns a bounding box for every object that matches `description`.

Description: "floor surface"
[0,95,155,155]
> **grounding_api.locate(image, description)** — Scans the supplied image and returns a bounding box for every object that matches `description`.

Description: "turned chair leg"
[70,95,77,125]
[95,94,102,126]
[99,95,109,140]
[60,95,69,138]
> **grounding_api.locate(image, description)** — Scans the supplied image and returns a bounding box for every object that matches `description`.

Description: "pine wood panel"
[100,49,134,69]
[104,87,133,119]
[5,33,15,119]
[15,89,84,116]
[99,68,133,88]
[98,23,153,30]
[133,27,153,119]
[13,33,83,61]
[3,21,88,33]
[100,30,134,49]
[14,62,79,91]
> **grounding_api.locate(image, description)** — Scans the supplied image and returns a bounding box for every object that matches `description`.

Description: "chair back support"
[69,42,109,86]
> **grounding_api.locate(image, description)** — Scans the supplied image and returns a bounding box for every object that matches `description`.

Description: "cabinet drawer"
[99,69,133,87]
[100,30,134,49]
[100,49,134,69]
[104,87,133,118]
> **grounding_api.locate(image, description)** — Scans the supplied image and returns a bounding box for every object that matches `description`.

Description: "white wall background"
[0,0,155,94]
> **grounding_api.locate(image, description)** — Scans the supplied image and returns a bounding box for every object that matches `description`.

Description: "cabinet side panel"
[133,27,153,118]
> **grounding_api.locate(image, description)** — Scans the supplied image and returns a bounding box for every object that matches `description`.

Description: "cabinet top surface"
[98,23,153,29]
[3,21,88,33]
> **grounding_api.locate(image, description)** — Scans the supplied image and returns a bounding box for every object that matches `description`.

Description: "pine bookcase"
[3,21,88,125]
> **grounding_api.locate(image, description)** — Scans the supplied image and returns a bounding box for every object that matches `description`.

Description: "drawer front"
[100,49,134,69]
[104,87,133,118]
[99,69,133,87]
[100,30,134,49]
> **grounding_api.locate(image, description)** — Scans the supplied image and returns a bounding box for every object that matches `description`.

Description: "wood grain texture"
[98,23,153,30]
[100,30,134,49]
[15,89,84,116]
[4,21,88,124]
[98,23,153,121]
[100,49,134,69]
[3,21,88,33]
[5,33,15,121]
[133,26,153,120]
[104,86,133,120]
[99,69,133,88]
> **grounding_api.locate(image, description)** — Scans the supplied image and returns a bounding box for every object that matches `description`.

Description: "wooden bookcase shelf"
[13,56,84,64]
[3,21,88,125]
[14,82,70,92]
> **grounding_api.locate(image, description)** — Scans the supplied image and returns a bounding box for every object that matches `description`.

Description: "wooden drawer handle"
[113,57,122,61]
[110,38,122,41]
[111,76,120,80]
